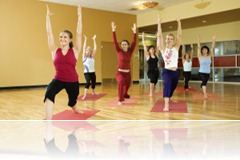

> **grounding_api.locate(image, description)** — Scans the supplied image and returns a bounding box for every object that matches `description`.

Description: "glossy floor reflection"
[0,121,240,160]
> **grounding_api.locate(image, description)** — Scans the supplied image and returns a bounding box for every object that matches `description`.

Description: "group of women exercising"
[44,5,216,119]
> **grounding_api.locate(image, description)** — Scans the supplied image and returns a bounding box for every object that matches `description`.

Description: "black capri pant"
[84,72,96,89]
[147,69,159,85]
[44,79,79,107]
[198,72,210,87]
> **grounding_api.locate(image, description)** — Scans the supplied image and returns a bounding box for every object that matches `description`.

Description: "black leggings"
[44,79,79,107]
[84,72,96,89]
[198,72,210,87]
[183,71,191,89]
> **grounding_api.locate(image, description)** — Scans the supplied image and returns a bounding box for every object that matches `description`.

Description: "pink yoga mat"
[151,128,188,141]
[105,97,140,107]
[176,86,196,92]
[151,100,188,113]
[193,92,221,100]
[78,93,107,101]
[52,121,99,131]
[52,110,100,120]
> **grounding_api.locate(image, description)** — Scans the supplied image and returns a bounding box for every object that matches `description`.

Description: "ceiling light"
[195,0,211,9]
[143,1,159,8]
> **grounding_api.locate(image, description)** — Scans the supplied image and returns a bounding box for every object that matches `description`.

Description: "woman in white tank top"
[158,14,182,111]
[182,44,193,90]
[81,34,98,99]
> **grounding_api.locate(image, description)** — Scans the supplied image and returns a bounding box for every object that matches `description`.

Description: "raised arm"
[74,5,82,59]
[46,5,57,59]
[82,35,87,60]
[209,35,216,57]
[142,32,149,60]
[92,35,97,57]
[111,21,121,51]
[157,14,164,54]
[197,34,201,60]
[129,23,137,52]
[190,44,194,60]
[181,44,185,62]
[175,14,182,49]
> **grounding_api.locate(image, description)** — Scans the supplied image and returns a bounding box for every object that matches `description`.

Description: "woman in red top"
[44,5,82,120]
[111,22,137,105]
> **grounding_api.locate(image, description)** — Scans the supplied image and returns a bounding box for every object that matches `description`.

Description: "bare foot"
[72,106,84,114]
[81,96,86,100]
[163,107,169,112]
[117,101,123,106]
[149,94,153,97]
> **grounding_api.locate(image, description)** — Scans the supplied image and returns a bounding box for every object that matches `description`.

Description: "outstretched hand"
[111,22,116,32]
[212,34,216,40]
[78,4,82,16]
[176,13,181,22]
[131,23,136,33]
[92,34,96,40]
[84,34,87,40]
[46,5,53,16]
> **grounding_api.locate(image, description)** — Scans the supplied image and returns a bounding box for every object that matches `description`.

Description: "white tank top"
[183,60,192,72]
[163,47,178,69]
[83,57,95,73]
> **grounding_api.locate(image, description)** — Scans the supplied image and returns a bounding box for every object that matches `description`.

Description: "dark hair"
[121,40,130,45]
[62,30,73,48]
[148,45,155,52]
[201,46,210,55]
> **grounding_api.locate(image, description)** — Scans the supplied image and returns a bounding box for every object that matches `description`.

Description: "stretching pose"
[44,5,82,119]
[111,22,137,105]
[182,44,194,90]
[158,14,182,111]
[197,34,216,99]
[82,34,97,99]
[142,32,160,97]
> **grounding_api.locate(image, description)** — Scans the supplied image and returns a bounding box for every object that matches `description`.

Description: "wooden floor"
[0,81,240,120]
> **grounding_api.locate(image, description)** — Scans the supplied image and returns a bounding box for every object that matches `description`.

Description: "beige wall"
[0,0,138,87]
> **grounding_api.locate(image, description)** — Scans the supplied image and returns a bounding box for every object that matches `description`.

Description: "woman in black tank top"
[142,32,160,97]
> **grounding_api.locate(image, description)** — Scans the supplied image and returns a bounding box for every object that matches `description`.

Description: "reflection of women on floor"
[81,35,97,100]
[163,129,176,158]
[142,32,160,97]
[111,22,137,105]
[44,5,82,119]
[197,34,216,99]
[158,14,182,111]
[44,121,80,159]
[181,44,193,90]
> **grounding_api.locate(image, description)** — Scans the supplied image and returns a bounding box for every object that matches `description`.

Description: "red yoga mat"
[52,110,100,120]
[105,97,140,107]
[176,86,196,92]
[151,100,188,113]
[78,93,107,101]
[52,121,99,131]
[193,92,221,100]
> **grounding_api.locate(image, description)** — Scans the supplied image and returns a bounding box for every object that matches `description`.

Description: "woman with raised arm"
[158,14,182,111]
[197,34,216,99]
[44,5,82,120]
[182,44,194,90]
[111,22,137,105]
[81,34,97,100]
[142,32,160,97]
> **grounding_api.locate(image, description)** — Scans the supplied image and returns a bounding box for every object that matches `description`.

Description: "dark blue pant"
[162,69,179,98]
